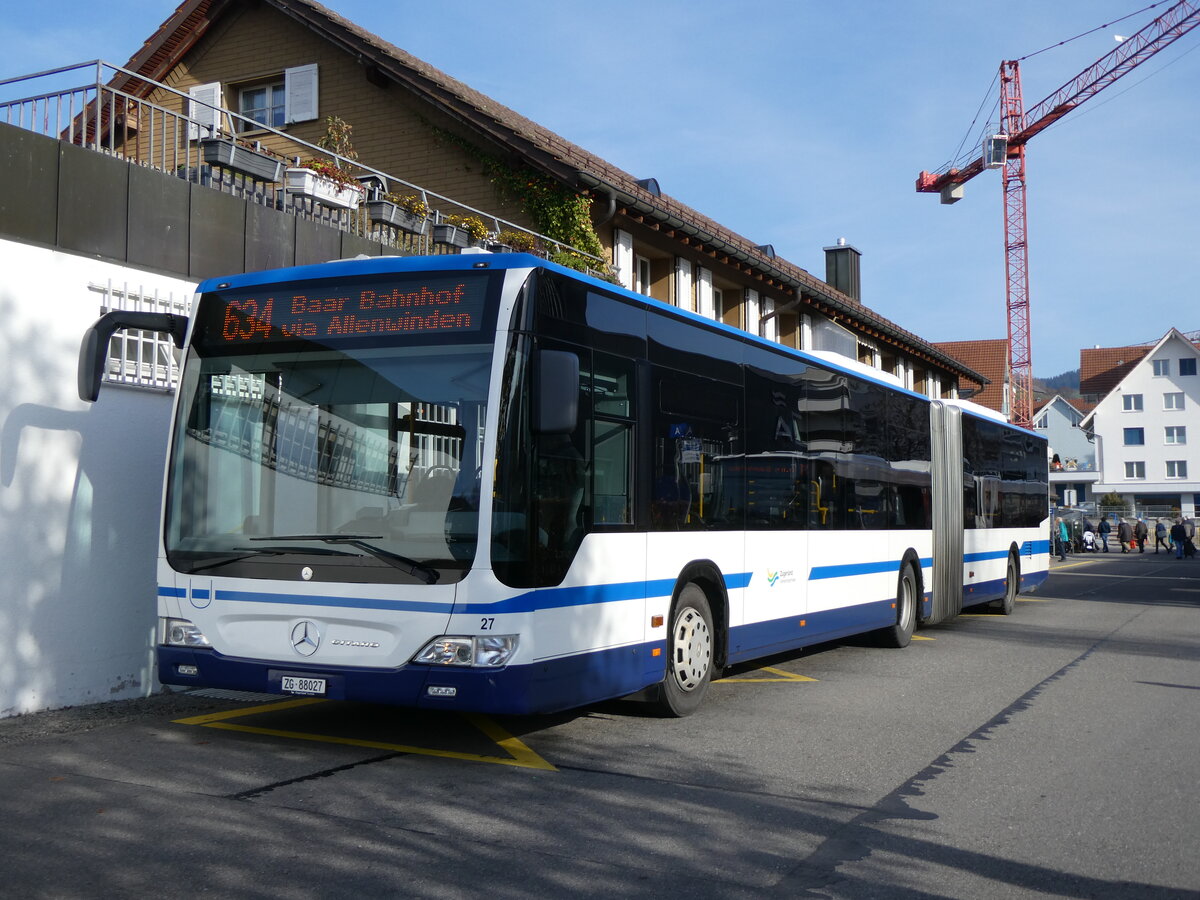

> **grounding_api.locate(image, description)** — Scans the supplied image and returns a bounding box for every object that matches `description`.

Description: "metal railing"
[89,279,189,392]
[0,60,604,267]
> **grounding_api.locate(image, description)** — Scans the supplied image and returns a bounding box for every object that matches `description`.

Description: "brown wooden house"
[114,0,983,394]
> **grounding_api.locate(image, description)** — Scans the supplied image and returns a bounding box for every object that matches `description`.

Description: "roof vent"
[635,178,661,197]
[755,244,776,259]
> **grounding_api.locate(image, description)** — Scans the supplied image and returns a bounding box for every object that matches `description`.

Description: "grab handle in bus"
[78,311,190,402]
[534,349,579,434]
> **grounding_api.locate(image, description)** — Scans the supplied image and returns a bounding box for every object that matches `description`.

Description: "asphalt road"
[0,550,1196,899]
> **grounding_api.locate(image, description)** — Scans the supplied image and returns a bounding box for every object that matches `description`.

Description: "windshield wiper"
[183,543,363,574]
[250,534,440,584]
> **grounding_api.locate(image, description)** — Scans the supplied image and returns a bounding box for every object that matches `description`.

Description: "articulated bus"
[79,252,1050,716]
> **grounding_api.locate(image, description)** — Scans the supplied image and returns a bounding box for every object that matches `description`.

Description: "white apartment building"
[1081,329,1200,516]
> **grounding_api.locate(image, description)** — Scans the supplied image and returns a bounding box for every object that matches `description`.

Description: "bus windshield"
[164,337,494,584]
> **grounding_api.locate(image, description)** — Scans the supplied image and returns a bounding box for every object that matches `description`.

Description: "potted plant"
[366,193,429,234]
[199,136,283,182]
[284,116,364,209]
[496,229,539,254]
[434,214,489,249]
[285,157,365,209]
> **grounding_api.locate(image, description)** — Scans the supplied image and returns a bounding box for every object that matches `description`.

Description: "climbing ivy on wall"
[434,127,607,273]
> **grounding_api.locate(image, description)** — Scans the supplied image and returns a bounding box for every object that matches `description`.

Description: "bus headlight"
[414,635,518,668]
[161,617,211,648]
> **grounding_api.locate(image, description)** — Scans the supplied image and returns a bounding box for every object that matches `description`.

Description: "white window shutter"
[674,258,692,310]
[188,82,223,139]
[285,64,319,124]
[614,228,633,290]
[696,267,714,320]
[746,288,761,336]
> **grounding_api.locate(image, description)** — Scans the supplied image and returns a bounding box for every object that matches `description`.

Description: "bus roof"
[195,252,1038,437]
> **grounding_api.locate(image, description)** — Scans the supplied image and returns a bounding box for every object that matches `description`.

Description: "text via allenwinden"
[318,309,472,334]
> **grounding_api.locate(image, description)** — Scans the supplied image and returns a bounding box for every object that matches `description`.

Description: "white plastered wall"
[0,238,195,716]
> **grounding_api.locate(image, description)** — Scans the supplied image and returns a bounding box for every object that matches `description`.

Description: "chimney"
[824,238,861,303]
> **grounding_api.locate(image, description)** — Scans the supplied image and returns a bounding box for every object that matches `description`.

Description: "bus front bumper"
[158,644,661,716]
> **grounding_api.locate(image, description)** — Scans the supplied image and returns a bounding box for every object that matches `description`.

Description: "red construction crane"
[917,1,1200,428]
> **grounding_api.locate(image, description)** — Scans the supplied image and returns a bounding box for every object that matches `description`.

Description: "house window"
[1124,461,1145,479]
[1123,427,1144,446]
[1180,358,1197,376]
[229,63,319,132]
[635,256,651,296]
[1166,460,1188,479]
[1035,415,1048,429]
[1122,394,1143,412]
[1153,358,1170,376]
[1166,425,1187,445]
[238,81,286,131]
[1164,392,1185,410]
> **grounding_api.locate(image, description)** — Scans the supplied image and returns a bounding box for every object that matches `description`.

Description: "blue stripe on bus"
[963,550,1011,563]
[170,588,453,614]
[809,557,933,580]
[159,571,755,615]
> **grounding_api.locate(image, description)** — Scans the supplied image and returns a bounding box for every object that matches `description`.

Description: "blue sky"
[3,0,1197,377]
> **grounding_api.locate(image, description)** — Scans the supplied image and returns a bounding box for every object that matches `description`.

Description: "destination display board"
[198,272,494,347]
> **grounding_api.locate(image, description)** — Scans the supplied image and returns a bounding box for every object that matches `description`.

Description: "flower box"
[284,166,364,210]
[199,138,283,182]
[366,199,426,234]
[432,223,469,249]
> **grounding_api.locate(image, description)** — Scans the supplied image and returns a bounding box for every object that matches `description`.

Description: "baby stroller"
[1082,530,1096,552]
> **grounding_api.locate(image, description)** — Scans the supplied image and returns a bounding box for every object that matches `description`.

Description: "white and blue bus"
[79,252,1050,716]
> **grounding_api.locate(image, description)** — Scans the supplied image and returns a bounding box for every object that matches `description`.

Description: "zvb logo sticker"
[766,570,794,587]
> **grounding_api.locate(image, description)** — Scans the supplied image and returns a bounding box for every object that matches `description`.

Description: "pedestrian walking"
[1135,517,1148,553]
[1171,519,1187,560]
[1055,517,1068,561]
[1099,515,1111,552]
[1117,518,1133,553]
[1155,519,1169,553]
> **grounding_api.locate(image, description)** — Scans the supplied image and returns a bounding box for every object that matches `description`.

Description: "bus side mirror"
[78,311,189,402]
[534,350,579,434]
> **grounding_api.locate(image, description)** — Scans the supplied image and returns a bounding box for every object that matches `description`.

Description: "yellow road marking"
[174,697,325,724]
[174,701,556,771]
[911,634,936,640]
[719,665,817,683]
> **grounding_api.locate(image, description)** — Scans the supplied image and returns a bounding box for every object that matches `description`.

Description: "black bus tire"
[652,583,714,717]
[879,561,917,648]
[996,551,1019,615]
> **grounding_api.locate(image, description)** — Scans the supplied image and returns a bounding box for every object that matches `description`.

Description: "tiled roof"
[120,0,986,384]
[933,339,1007,414]
[1078,345,1149,397]
[1059,395,1097,415]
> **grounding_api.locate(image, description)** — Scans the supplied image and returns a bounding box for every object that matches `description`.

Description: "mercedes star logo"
[290,620,321,657]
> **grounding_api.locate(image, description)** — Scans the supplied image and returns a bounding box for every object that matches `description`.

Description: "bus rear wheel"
[653,583,714,717]
[878,561,917,648]
[995,552,1019,615]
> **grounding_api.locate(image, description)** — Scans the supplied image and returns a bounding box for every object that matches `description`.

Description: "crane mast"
[917,1,1200,428]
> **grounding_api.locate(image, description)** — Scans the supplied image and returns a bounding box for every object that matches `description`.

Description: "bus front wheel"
[879,562,917,648]
[653,583,714,717]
